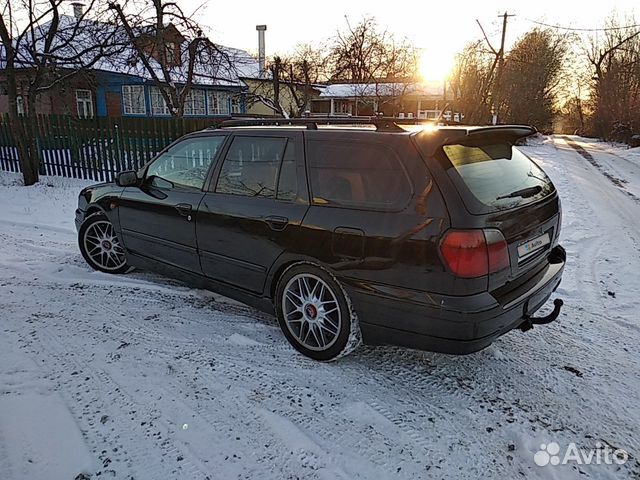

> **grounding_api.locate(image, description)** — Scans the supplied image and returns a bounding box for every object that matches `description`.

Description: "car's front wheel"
[275,264,361,361]
[78,213,129,274]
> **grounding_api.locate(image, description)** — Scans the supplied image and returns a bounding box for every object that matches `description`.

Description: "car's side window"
[215,136,291,198]
[306,140,411,209]
[146,136,225,190]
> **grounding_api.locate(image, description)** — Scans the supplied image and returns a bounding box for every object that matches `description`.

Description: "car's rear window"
[442,143,554,211]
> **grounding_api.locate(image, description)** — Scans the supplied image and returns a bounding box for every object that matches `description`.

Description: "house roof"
[223,46,263,80]
[3,14,127,70]
[318,82,446,98]
[4,14,263,89]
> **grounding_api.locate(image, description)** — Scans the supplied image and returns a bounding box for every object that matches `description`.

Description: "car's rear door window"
[306,141,411,210]
[215,136,288,198]
[441,143,555,211]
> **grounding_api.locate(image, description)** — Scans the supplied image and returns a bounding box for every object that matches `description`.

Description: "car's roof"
[206,123,536,140]
[209,118,534,135]
[193,121,537,155]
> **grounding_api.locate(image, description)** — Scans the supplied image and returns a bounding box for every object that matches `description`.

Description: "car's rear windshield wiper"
[496,185,542,200]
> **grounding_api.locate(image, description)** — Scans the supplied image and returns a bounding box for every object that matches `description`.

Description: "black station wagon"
[76,118,565,361]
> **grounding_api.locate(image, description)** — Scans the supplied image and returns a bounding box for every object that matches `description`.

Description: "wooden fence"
[0,114,228,181]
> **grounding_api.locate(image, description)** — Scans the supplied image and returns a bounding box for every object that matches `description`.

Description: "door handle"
[265,215,289,231]
[175,203,193,217]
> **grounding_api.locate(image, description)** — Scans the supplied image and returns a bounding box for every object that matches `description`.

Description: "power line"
[525,18,640,32]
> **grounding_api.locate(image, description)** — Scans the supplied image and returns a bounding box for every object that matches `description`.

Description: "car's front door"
[197,131,309,293]
[118,134,227,273]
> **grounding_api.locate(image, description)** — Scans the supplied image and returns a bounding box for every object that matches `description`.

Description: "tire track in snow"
[561,136,640,204]
[30,281,375,479]
[23,324,214,480]
[75,286,444,478]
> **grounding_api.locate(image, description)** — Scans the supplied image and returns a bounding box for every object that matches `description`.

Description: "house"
[91,23,250,118]
[310,81,451,119]
[242,76,324,117]
[0,12,252,119]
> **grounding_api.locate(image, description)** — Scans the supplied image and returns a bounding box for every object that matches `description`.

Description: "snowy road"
[1,136,639,479]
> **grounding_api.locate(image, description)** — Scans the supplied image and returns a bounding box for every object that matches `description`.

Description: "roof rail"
[216,116,446,133]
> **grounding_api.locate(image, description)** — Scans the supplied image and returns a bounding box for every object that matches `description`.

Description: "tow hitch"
[519,298,564,332]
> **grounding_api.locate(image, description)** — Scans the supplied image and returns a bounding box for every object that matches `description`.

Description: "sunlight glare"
[419,48,454,83]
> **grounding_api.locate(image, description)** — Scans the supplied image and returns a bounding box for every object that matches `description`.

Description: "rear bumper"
[346,245,566,355]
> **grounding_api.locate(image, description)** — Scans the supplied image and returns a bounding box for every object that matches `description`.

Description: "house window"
[16,96,25,116]
[165,42,177,65]
[206,91,229,115]
[183,89,206,116]
[122,85,146,115]
[76,89,94,118]
[230,95,242,114]
[150,86,170,116]
[336,100,352,115]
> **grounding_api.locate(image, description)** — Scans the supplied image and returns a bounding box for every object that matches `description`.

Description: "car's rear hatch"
[486,191,560,289]
[416,126,561,293]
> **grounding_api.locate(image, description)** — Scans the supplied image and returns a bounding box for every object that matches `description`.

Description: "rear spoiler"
[465,125,537,140]
[415,125,538,157]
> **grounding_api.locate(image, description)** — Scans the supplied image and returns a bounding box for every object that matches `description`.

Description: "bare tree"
[108,0,234,117]
[498,28,568,131]
[261,55,285,116]
[449,41,494,124]
[452,28,567,129]
[557,94,590,135]
[248,44,326,117]
[586,16,640,140]
[283,44,326,116]
[327,17,418,115]
[329,17,384,83]
[0,0,126,185]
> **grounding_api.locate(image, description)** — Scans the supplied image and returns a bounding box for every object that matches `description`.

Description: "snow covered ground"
[0,135,639,480]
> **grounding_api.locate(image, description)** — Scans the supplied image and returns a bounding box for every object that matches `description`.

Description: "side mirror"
[116,170,138,187]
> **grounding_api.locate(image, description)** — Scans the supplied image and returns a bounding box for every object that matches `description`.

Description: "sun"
[419,48,454,83]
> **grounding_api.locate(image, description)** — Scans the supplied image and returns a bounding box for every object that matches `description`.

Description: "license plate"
[517,233,550,260]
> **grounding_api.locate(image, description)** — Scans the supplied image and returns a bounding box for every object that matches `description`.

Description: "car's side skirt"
[126,252,276,316]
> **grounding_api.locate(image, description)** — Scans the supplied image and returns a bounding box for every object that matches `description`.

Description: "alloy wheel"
[282,273,342,351]
[83,220,127,271]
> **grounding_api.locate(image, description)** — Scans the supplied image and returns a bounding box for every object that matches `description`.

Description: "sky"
[162,0,640,83]
[178,0,639,63]
[51,0,638,82]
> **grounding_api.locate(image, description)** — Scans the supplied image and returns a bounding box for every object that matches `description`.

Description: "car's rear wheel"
[275,264,361,361]
[78,213,129,274]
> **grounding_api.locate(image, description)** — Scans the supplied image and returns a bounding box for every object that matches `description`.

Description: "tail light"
[440,229,510,278]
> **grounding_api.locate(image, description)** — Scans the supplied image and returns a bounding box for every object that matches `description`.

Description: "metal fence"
[0,114,227,181]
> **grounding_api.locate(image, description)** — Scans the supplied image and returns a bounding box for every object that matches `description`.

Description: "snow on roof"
[319,82,446,98]
[92,44,249,88]
[6,14,262,88]
[5,15,127,70]
[222,46,263,79]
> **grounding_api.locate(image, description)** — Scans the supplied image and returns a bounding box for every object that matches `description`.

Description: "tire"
[78,213,130,274]
[275,263,361,361]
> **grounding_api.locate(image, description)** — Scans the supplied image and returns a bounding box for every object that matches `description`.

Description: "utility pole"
[493,12,514,124]
[476,12,514,124]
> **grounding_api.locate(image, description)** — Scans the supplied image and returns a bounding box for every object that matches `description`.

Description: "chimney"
[256,25,267,77]
[71,2,84,20]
